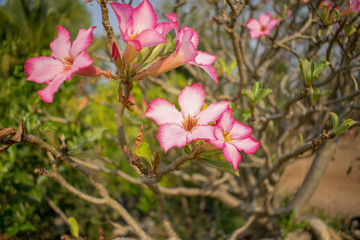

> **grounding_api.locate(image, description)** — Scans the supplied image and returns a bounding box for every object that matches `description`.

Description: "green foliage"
[279,211,310,238]
[136,142,153,169]
[329,112,356,135]
[298,58,329,85]
[242,81,273,107]
[68,216,80,238]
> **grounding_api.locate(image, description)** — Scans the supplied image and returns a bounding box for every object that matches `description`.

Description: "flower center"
[223,132,232,142]
[182,115,198,132]
[62,56,74,72]
[260,25,266,32]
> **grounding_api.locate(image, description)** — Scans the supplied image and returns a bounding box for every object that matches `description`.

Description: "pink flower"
[319,0,335,9]
[110,0,177,52]
[246,13,279,39]
[341,0,360,15]
[25,26,105,103]
[208,109,259,170]
[145,83,229,152]
[137,26,218,82]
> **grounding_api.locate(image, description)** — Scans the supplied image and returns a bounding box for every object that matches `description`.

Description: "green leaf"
[253,81,261,96]
[347,165,353,175]
[68,216,79,238]
[198,158,239,176]
[19,223,36,231]
[335,119,356,135]
[329,112,339,131]
[86,127,108,142]
[136,143,152,168]
[143,43,165,65]
[299,133,304,145]
[256,89,273,104]
[40,129,60,149]
[335,9,340,21]
[242,89,254,105]
[345,23,356,36]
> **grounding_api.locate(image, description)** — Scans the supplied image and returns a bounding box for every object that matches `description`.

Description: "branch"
[229,215,256,240]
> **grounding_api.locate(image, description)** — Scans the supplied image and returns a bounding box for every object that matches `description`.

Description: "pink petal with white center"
[50,26,71,59]
[70,26,96,58]
[70,52,94,74]
[187,125,216,143]
[158,123,187,152]
[37,74,67,103]
[110,3,134,35]
[246,19,261,31]
[178,83,205,117]
[232,137,260,154]
[230,121,253,139]
[223,143,241,170]
[134,29,166,49]
[145,98,183,125]
[209,126,225,149]
[176,28,198,62]
[217,109,235,133]
[259,13,272,26]
[197,101,230,125]
[25,57,64,83]
[132,0,157,33]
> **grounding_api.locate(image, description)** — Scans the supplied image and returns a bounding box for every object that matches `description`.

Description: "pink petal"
[178,83,205,117]
[166,13,178,22]
[132,0,157,33]
[223,143,241,170]
[187,125,216,143]
[126,39,142,52]
[70,52,94,74]
[145,98,183,125]
[264,19,279,34]
[50,26,71,59]
[25,57,64,83]
[155,21,178,35]
[259,13,272,26]
[197,101,230,125]
[246,19,261,31]
[230,121,253,139]
[208,126,225,149]
[194,51,216,65]
[134,29,166,49]
[110,3,134,36]
[232,137,260,154]
[37,74,67,103]
[178,27,199,48]
[70,26,96,58]
[249,30,263,38]
[192,64,218,83]
[176,28,198,62]
[158,123,187,152]
[217,109,235,133]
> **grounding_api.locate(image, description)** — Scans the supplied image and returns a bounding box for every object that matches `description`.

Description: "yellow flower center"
[223,132,232,142]
[182,115,198,132]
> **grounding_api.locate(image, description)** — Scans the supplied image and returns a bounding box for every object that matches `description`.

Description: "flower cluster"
[25,0,218,102]
[110,0,218,83]
[145,83,259,170]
